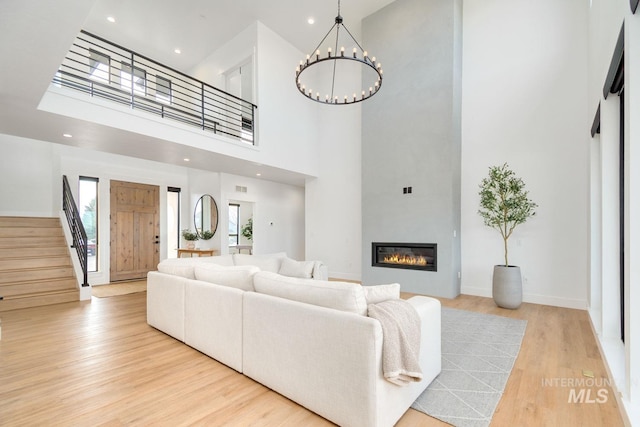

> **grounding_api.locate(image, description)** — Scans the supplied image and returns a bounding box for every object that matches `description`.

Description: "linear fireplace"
[372,242,437,272]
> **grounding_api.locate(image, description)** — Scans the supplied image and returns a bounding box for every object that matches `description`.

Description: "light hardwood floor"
[0,287,625,426]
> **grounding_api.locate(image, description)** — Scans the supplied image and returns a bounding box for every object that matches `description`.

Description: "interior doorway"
[228,200,254,254]
[110,180,160,281]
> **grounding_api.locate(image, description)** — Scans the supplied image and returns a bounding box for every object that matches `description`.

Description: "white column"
[600,95,621,341]
[589,134,603,334]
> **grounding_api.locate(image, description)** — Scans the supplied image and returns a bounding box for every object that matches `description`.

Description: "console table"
[177,248,217,258]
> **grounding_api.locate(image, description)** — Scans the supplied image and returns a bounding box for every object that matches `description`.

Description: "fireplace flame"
[382,253,428,266]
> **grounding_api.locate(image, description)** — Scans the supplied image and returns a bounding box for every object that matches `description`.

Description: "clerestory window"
[121,62,146,95]
[89,49,110,83]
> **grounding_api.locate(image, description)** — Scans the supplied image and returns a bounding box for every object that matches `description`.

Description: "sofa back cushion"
[253,271,367,316]
[233,253,286,273]
[156,255,235,279]
[157,258,198,279]
[194,264,259,292]
[198,254,235,266]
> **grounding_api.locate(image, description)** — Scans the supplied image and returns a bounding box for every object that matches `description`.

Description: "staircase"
[0,216,80,312]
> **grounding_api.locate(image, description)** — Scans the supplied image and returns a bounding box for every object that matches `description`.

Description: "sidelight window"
[78,176,98,272]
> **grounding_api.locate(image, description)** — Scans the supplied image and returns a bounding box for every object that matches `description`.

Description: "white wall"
[461,0,590,309]
[0,135,57,216]
[187,21,321,178]
[220,173,305,259]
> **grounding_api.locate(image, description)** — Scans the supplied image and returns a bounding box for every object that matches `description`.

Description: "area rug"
[92,281,147,298]
[411,308,527,427]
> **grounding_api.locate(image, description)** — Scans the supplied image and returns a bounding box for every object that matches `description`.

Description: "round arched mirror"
[194,194,219,239]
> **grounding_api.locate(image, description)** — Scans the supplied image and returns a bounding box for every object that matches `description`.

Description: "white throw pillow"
[194,264,259,292]
[278,257,314,279]
[233,253,285,273]
[253,271,368,316]
[362,283,401,304]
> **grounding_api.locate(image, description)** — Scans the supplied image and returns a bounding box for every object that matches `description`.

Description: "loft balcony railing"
[53,30,256,145]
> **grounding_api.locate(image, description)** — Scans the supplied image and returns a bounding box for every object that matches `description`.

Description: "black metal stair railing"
[53,30,256,144]
[62,176,89,287]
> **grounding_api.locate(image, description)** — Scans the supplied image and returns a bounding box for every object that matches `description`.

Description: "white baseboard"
[462,285,587,310]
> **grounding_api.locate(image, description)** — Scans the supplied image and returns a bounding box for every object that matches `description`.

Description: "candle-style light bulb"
[363,51,368,59]
[341,47,345,57]
[316,92,320,100]
[328,47,332,57]
[352,47,357,58]
[316,50,320,60]
[362,90,365,99]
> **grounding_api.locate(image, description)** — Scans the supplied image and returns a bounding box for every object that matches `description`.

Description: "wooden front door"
[110,180,159,282]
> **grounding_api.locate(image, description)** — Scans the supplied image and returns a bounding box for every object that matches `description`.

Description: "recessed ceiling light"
[63,133,72,138]
[256,173,262,177]
[107,16,116,23]
[174,48,181,54]
[307,17,315,25]
[183,158,190,162]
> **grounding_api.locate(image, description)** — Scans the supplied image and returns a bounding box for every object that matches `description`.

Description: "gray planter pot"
[492,265,522,309]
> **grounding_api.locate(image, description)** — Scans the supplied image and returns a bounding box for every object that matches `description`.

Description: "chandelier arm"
[340,23,367,54]
[310,23,338,56]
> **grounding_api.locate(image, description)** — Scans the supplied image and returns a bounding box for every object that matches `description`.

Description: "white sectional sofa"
[147,253,441,427]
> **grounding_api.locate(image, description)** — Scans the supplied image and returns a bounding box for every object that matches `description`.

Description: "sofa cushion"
[278,257,315,279]
[157,258,198,279]
[197,254,235,267]
[253,271,368,316]
[362,283,401,305]
[194,264,259,292]
[233,253,286,273]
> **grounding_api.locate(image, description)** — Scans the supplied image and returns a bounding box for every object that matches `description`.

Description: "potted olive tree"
[478,163,537,309]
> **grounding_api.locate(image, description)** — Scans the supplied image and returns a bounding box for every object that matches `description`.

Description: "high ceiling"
[84,0,396,73]
[0,0,395,186]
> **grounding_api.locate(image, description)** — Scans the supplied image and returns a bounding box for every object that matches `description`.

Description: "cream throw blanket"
[367,299,423,386]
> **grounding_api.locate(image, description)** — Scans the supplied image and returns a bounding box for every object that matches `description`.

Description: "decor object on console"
[181,229,199,249]
[478,163,537,309]
[295,0,383,104]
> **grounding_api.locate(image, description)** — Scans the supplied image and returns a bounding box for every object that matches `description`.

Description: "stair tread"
[1,288,78,300]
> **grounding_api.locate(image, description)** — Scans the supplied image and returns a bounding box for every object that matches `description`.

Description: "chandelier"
[295,0,383,105]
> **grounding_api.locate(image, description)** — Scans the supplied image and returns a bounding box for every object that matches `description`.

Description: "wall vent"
[236,185,248,193]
